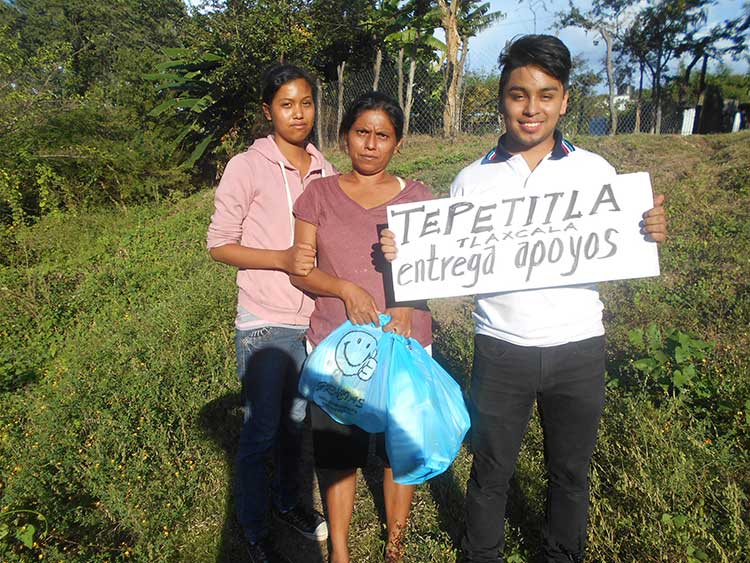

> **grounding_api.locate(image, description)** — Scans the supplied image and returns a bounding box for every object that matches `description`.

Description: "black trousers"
[461,334,606,563]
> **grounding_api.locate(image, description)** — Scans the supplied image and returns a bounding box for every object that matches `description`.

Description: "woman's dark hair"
[261,63,315,105]
[338,91,405,142]
[498,34,572,94]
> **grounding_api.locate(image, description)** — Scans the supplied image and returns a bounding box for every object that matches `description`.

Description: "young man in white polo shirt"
[381,34,667,563]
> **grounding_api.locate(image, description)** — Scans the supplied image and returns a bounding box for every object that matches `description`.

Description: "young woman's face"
[344,109,402,176]
[262,78,315,146]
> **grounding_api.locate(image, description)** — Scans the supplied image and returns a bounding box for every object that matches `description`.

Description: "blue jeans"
[234,325,308,543]
[462,334,606,563]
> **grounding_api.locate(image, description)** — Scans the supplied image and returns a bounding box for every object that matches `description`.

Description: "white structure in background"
[732,111,742,132]
[613,94,631,111]
[681,108,697,135]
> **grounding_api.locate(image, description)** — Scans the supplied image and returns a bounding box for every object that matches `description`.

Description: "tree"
[461,70,500,133]
[149,0,383,161]
[618,18,650,132]
[436,0,504,140]
[362,0,401,90]
[5,0,187,98]
[0,14,71,138]
[518,0,549,34]
[674,5,749,132]
[623,0,710,133]
[704,68,750,104]
[309,0,376,80]
[565,55,603,135]
[383,0,441,137]
[0,1,191,223]
[309,0,377,135]
[558,0,636,136]
[147,0,323,168]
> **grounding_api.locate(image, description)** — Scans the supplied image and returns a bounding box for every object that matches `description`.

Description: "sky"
[466,0,750,81]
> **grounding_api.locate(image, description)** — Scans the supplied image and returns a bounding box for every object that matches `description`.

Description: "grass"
[1,131,749,562]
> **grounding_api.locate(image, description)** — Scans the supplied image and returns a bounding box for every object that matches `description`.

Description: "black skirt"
[310,403,389,470]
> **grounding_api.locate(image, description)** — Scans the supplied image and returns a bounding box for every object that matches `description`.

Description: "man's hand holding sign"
[382,173,666,301]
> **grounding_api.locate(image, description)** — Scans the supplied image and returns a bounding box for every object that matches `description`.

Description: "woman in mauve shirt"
[291,91,433,563]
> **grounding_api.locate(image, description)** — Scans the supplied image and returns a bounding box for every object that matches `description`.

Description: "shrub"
[0,97,191,230]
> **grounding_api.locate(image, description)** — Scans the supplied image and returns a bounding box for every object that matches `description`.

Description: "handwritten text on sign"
[387,172,660,301]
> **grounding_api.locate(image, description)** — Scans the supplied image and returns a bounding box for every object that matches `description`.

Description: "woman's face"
[262,78,315,147]
[344,109,402,176]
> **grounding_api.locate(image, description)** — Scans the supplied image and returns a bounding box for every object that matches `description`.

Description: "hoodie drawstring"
[278,161,294,247]
[279,160,327,247]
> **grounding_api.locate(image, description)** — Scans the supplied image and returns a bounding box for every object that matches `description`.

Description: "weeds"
[1,133,749,562]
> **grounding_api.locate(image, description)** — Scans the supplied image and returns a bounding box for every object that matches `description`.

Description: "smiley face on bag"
[334,330,378,381]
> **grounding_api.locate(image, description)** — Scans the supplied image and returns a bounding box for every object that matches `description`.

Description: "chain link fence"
[314,58,686,147]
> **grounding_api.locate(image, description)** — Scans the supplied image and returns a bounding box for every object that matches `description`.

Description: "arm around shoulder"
[208,243,314,274]
[289,218,380,325]
[288,219,344,297]
[207,155,317,273]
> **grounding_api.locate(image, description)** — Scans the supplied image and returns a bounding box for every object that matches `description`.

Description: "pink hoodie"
[207,135,336,326]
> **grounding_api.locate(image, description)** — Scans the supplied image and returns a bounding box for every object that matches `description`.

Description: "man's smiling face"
[499,64,569,155]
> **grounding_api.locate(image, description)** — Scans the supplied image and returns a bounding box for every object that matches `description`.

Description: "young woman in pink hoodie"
[207,64,335,563]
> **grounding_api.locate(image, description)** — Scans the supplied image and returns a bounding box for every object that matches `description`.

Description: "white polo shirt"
[450,132,616,347]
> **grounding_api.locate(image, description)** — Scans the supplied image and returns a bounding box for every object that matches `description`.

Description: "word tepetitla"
[391,184,621,246]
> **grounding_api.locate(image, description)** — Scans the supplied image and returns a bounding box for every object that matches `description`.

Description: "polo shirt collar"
[549,130,576,160]
[481,130,574,164]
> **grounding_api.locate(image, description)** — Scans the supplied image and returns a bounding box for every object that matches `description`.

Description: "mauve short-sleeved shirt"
[294,175,434,347]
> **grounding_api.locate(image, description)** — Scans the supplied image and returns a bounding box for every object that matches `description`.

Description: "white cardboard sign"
[387,172,660,301]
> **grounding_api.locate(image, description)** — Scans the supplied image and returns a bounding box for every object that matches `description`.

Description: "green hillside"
[1,132,748,562]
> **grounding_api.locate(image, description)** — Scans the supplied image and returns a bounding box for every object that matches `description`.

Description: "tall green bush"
[0,99,190,230]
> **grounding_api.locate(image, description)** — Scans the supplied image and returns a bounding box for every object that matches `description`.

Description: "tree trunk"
[397,48,404,107]
[454,38,469,136]
[695,54,709,133]
[679,53,701,108]
[404,56,416,137]
[372,47,382,90]
[635,63,644,133]
[437,0,461,140]
[655,101,662,134]
[602,28,618,135]
[697,53,708,96]
[647,64,656,134]
[653,46,663,134]
[654,70,662,134]
[337,61,346,133]
[316,77,324,149]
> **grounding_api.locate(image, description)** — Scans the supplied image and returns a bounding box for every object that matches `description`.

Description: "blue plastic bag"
[383,336,471,485]
[299,314,392,433]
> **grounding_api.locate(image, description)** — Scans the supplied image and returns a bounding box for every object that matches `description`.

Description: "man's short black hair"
[498,34,572,94]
